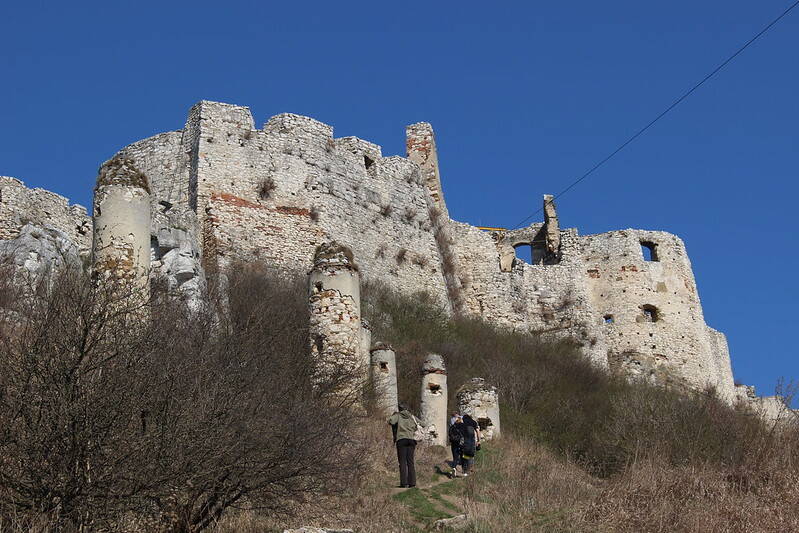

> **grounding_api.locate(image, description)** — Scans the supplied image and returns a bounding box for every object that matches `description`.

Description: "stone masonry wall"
[120,101,450,309]
[580,229,733,397]
[0,176,91,256]
[0,100,757,406]
[447,221,609,366]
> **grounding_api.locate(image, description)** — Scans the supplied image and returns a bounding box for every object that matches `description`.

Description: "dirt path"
[391,460,467,531]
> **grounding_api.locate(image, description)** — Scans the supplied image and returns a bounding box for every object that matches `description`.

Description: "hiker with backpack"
[448,415,464,475]
[459,416,478,476]
[387,403,423,488]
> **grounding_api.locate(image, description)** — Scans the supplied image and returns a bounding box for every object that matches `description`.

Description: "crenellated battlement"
[0,100,781,417]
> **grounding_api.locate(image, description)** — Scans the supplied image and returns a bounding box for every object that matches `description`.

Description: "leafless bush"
[0,264,365,531]
[427,206,463,313]
[402,207,416,223]
[379,204,392,218]
[257,176,276,199]
[309,205,321,221]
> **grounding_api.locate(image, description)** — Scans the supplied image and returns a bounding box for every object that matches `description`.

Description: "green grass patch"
[393,487,453,523]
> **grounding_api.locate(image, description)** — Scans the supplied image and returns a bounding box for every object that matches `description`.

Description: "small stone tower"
[308,242,365,391]
[370,343,398,416]
[92,157,151,288]
[420,353,448,446]
[456,378,501,440]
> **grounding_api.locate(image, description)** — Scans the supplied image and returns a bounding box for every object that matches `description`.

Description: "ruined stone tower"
[420,353,448,446]
[92,158,151,288]
[308,242,366,392]
[1,99,785,418]
[370,343,398,416]
[456,378,501,440]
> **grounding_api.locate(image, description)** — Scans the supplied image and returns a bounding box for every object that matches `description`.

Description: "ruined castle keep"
[0,99,785,416]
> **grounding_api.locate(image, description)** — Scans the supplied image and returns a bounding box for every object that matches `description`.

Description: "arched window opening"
[641,241,659,262]
[642,305,659,322]
[603,314,614,324]
[513,243,532,264]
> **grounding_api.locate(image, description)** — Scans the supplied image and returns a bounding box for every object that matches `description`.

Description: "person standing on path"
[388,403,419,488]
[462,414,481,447]
[460,418,478,476]
[448,415,464,476]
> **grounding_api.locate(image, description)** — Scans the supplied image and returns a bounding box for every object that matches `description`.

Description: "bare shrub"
[402,207,416,223]
[309,205,321,221]
[0,264,364,531]
[379,204,392,218]
[257,176,276,199]
[427,206,463,313]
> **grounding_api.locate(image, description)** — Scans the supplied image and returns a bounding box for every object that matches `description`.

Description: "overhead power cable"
[510,0,799,230]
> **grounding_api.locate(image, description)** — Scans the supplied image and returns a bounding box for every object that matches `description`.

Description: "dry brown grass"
[581,459,799,532]
[212,418,431,533]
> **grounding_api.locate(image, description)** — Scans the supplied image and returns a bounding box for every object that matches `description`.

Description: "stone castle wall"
[0,100,763,406]
[0,176,91,256]
[123,101,450,307]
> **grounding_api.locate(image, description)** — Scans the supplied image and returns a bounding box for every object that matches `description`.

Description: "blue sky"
[1,1,797,402]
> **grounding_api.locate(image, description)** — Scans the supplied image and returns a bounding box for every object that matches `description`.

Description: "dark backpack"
[461,425,476,456]
[448,423,464,445]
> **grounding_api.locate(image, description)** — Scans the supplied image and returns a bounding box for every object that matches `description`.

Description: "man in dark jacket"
[387,403,419,488]
[460,421,477,476]
[448,415,464,476]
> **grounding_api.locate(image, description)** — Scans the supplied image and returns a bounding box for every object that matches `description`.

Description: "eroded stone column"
[92,157,151,291]
[308,242,364,394]
[543,194,560,261]
[370,343,398,416]
[420,353,448,446]
[456,378,500,440]
[406,122,448,218]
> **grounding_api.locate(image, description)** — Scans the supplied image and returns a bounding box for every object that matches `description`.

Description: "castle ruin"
[0,100,791,420]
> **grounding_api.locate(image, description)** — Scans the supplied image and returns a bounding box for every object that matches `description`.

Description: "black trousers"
[450,444,461,467]
[396,438,417,487]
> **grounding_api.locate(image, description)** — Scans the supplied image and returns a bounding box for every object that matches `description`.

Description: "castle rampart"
[0,99,777,411]
[0,176,91,255]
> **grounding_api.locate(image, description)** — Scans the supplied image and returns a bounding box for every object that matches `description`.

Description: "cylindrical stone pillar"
[92,157,151,289]
[456,378,500,440]
[420,353,448,446]
[370,343,398,416]
[308,242,364,393]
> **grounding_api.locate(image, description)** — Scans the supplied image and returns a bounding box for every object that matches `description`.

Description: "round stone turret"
[308,241,364,393]
[370,343,398,416]
[308,241,360,313]
[92,157,151,288]
[456,378,500,440]
[420,353,448,446]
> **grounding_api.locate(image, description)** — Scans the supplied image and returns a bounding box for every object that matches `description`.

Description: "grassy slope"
[216,282,799,532]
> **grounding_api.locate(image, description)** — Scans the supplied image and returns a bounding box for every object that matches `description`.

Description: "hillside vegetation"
[0,265,797,532]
